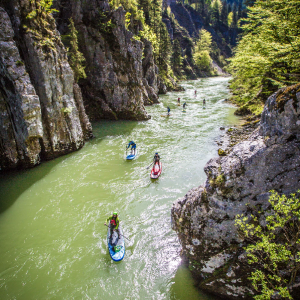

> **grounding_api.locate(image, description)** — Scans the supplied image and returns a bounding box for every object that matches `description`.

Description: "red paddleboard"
[150,162,162,179]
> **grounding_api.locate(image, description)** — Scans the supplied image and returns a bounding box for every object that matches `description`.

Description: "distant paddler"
[177,97,180,105]
[203,99,206,107]
[167,106,171,116]
[183,102,187,109]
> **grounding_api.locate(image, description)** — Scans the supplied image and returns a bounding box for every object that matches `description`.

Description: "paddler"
[127,141,136,155]
[153,153,161,170]
[105,212,120,239]
[167,106,171,116]
[203,99,206,106]
[177,97,180,105]
[183,102,187,109]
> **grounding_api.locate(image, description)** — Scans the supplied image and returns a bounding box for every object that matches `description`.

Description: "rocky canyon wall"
[54,0,162,120]
[171,84,300,299]
[0,2,93,171]
[0,0,163,171]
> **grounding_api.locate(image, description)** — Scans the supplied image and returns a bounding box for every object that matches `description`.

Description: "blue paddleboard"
[107,224,125,261]
[126,150,137,160]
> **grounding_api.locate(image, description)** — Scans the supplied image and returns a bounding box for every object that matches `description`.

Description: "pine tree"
[220,0,228,25]
[67,18,87,82]
[157,21,172,70]
[231,3,238,27]
[171,39,183,73]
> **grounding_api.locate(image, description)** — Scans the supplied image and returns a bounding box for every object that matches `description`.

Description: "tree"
[235,191,300,299]
[195,28,212,52]
[220,0,228,25]
[194,50,211,70]
[210,0,222,25]
[67,18,87,82]
[171,39,183,72]
[228,0,300,113]
[157,21,172,70]
[193,29,213,71]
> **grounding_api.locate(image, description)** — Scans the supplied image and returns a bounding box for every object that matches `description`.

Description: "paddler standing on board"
[127,141,136,155]
[183,102,187,109]
[167,106,171,116]
[177,97,180,105]
[153,153,160,170]
[105,212,120,239]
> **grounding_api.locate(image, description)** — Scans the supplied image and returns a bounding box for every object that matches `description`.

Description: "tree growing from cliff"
[67,18,87,83]
[171,39,183,77]
[235,191,300,299]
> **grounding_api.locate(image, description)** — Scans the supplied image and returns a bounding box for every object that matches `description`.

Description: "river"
[0,77,240,300]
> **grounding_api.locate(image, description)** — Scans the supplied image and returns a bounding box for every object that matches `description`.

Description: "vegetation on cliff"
[228,0,300,115]
[236,191,300,299]
[110,0,175,88]
[65,18,87,83]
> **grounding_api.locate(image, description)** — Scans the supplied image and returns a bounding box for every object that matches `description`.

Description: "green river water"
[0,77,240,300]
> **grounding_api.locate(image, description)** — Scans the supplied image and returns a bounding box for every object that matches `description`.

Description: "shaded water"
[0,77,240,300]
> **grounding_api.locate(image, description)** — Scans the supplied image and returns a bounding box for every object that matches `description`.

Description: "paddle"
[146,162,153,169]
[104,224,131,241]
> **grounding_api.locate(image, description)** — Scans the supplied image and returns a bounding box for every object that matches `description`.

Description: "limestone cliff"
[54,0,161,120]
[0,2,92,171]
[0,0,163,171]
[171,84,300,299]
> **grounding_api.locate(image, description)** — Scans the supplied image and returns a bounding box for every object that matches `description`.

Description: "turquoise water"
[0,77,239,299]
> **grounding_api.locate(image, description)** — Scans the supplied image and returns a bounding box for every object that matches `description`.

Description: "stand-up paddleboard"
[203,106,206,109]
[177,103,180,106]
[107,224,125,261]
[150,162,162,179]
[182,109,186,113]
[126,149,137,160]
[161,114,171,117]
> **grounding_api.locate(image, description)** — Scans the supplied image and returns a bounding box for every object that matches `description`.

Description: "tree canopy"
[228,0,300,114]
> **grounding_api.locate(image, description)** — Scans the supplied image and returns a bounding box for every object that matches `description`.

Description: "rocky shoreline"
[216,116,261,157]
[172,83,300,299]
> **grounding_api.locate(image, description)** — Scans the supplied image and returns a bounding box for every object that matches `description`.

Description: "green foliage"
[193,29,213,72]
[235,191,300,299]
[195,29,212,52]
[171,39,183,76]
[26,0,58,20]
[25,0,59,54]
[66,18,87,82]
[228,0,300,114]
[194,50,212,70]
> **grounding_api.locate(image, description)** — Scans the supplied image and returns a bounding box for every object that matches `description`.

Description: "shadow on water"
[0,119,138,214]
[170,265,222,300]
[0,156,66,214]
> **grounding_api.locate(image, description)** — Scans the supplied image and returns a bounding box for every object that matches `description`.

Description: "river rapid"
[0,77,240,300]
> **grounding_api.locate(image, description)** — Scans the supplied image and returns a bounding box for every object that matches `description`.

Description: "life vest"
[110,219,117,226]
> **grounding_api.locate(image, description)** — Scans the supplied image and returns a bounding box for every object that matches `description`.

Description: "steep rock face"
[171,84,300,299]
[0,2,92,171]
[55,0,161,120]
[163,3,235,78]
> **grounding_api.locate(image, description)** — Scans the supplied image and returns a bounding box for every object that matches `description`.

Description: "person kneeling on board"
[105,212,120,239]
[127,141,136,155]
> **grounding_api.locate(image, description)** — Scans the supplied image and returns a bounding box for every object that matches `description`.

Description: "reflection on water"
[0,77,237,300]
